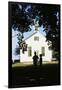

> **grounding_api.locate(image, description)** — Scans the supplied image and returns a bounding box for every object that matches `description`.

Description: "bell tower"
[33,18,39,31]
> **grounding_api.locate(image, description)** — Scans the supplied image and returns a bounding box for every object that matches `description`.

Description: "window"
[34,36,39,41]
[28,47,32,56]
[41,47,45,56]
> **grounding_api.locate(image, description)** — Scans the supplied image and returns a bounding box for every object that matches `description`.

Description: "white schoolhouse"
[20,30,52,63]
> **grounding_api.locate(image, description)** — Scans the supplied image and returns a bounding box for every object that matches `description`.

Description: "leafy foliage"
[15,47,20,55]
[11,3,60,59]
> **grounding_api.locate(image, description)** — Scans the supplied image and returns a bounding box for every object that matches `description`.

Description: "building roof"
[23,31,46,41]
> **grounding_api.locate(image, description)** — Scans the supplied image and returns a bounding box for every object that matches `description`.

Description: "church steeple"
[33,18,39,31]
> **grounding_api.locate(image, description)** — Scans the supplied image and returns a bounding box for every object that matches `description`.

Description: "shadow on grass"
[11,64,60,88]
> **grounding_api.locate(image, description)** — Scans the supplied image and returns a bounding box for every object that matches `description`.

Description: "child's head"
[34,52,36,55]
[40,54,42,57]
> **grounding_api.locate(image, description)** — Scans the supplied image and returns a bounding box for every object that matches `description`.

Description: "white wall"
[20,31,52,62]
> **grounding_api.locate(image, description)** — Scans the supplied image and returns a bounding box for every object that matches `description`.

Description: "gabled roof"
[23,31,46,41]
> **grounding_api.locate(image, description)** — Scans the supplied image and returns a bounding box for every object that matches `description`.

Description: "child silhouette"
[32,52,38,66]
[39,54,42,66]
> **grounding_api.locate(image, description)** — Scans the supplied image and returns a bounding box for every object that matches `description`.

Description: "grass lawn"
[12,62,33,67]
[12,61,59,68]
[11,62,60,88]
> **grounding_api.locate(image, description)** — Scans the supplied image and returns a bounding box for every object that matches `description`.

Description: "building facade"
[20,31,52,63]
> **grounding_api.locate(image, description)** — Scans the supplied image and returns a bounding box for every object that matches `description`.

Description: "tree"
[11,3,60,60]
[11,3,32,53]
[32,4,60,60]
[15,47,20,55]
